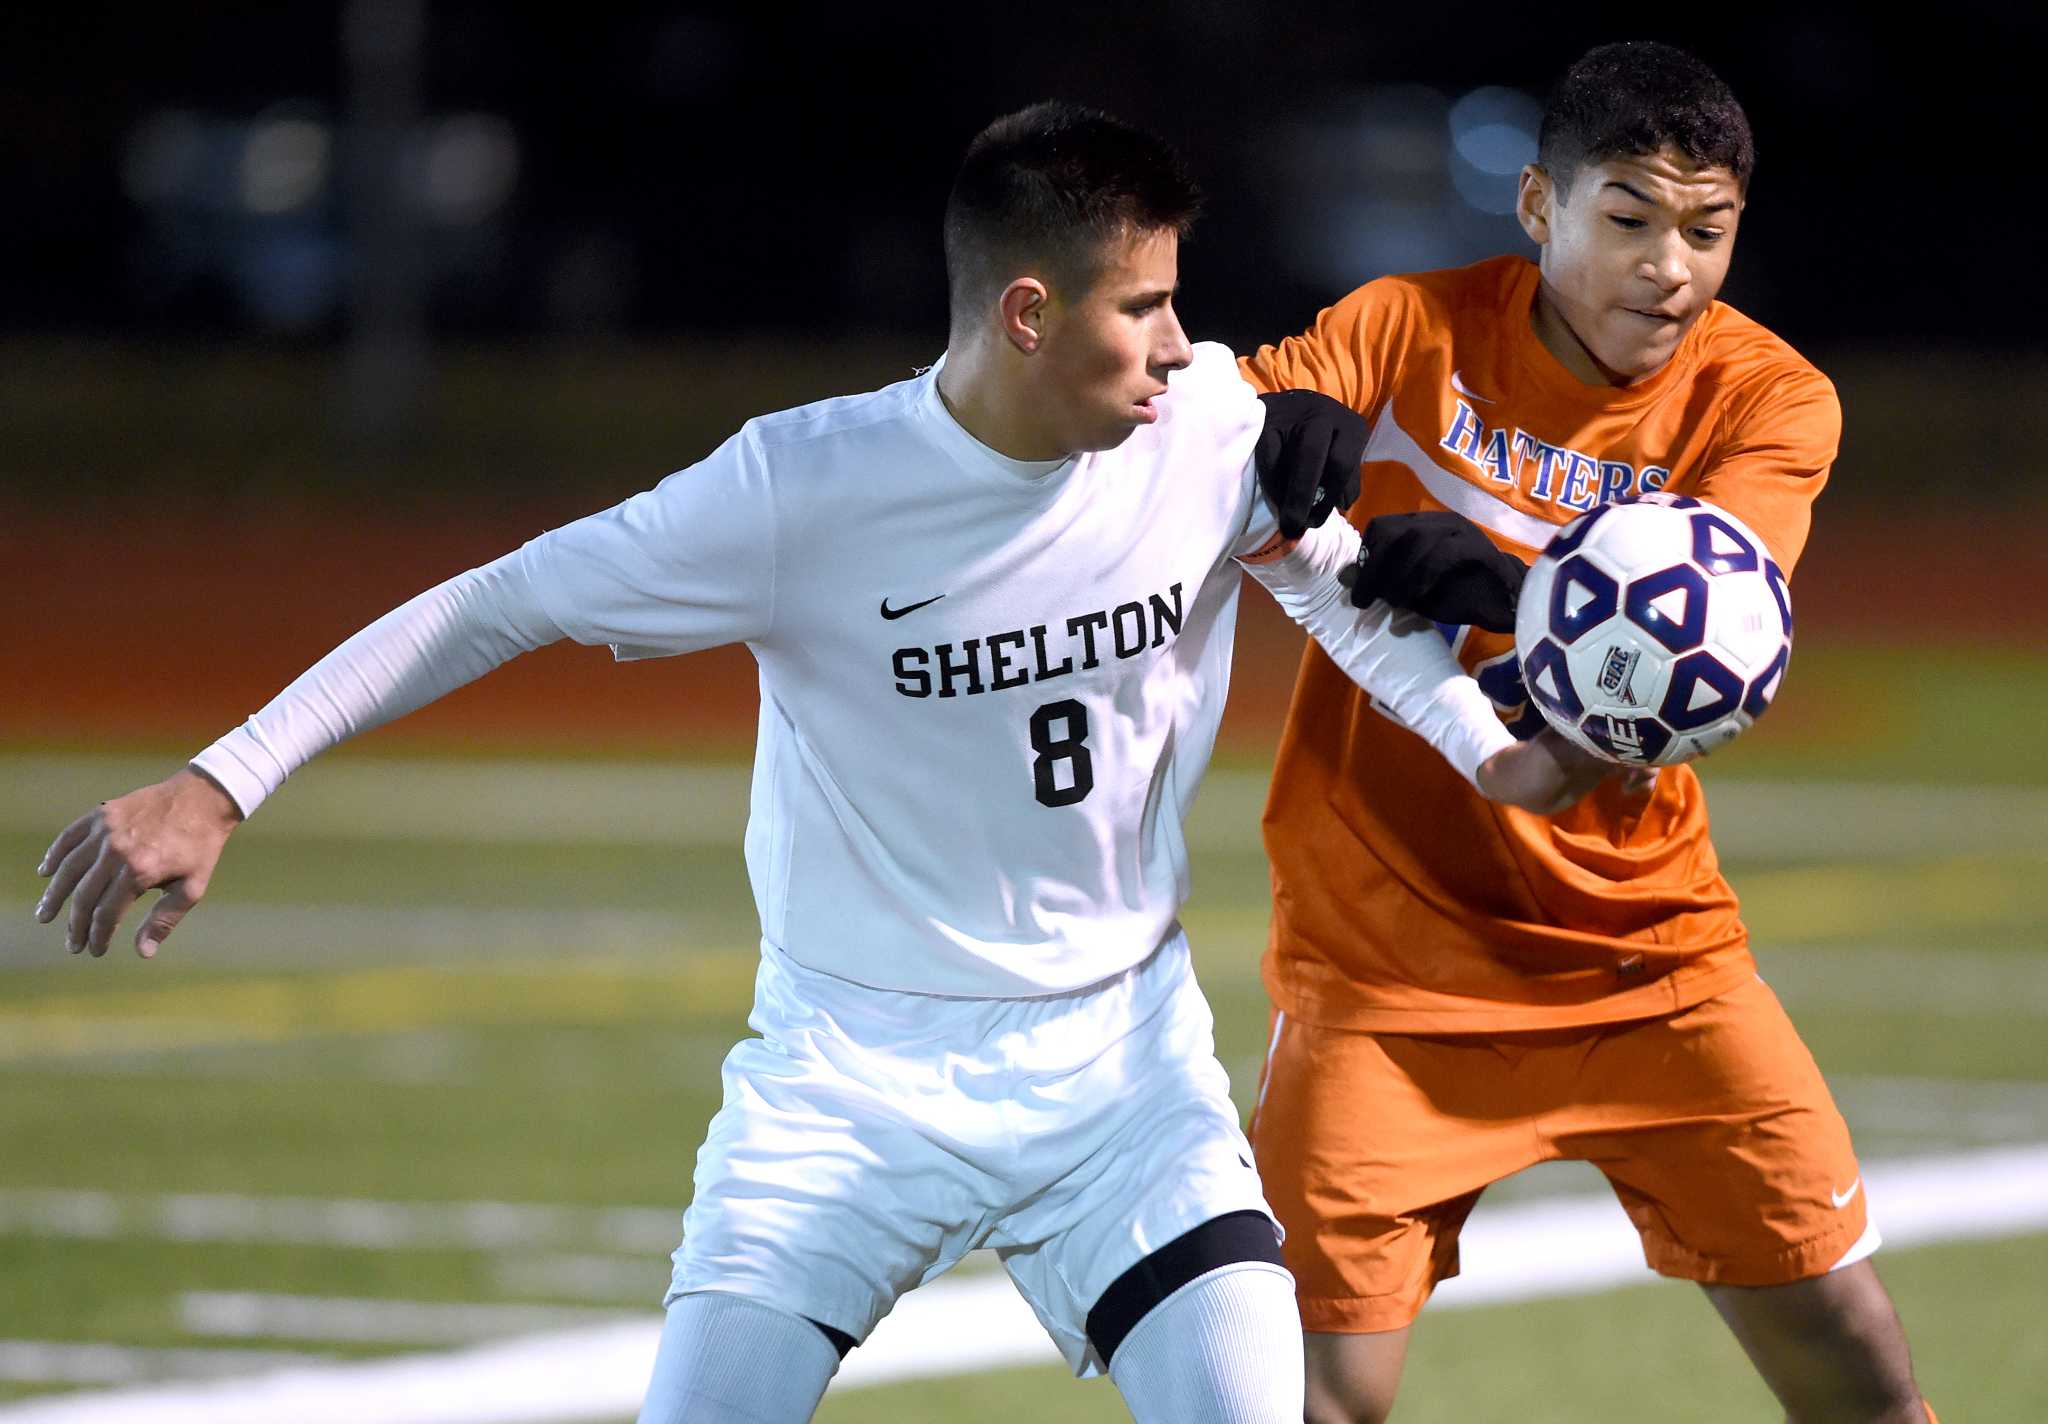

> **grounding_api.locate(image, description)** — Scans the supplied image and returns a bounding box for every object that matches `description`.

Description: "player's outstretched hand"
[1350,511,1527,633]
[1474,728,1616,816]
[1254,390,1366,541]
[32,768,242,960]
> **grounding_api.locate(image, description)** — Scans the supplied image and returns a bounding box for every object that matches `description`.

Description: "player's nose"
[1642,233,1691,291]
[1154,312,1194,373]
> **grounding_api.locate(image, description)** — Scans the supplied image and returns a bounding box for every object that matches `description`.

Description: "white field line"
[1442,1139,2048,1308]
[0,1341,328,1385]
[4,1073,2045,1263]
[2,1142,2045,1422]
[0,1276,1049,1424]
[177,1294,643,1347]
[0,1189,680,1254]
[490,1254,669,1303]
[0,1323,657,1423]
[484,1248,1002,1305]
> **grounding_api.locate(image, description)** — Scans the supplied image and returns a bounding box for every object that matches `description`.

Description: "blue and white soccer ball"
[1514,493,1792,766]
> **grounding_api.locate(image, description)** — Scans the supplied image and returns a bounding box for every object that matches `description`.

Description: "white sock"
[636,1291,840,1424]
[1108,1262,1305,1424]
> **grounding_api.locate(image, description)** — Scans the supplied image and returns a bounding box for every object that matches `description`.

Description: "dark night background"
[4,6,2037,344]
[1,3,2042,511]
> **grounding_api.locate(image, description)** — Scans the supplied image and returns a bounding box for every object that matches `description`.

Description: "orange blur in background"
[4,506,2036,758]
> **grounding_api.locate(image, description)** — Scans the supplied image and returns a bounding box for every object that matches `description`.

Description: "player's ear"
[1517,164,1553,246]
[998,278,1050,355]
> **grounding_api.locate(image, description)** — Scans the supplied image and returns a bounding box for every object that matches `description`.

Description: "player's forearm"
[191,554,563,817]
[1244,520,1513,787]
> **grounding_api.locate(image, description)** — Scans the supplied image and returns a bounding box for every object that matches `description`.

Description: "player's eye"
[1690,227,1726,244]
[1606,215,1648,231]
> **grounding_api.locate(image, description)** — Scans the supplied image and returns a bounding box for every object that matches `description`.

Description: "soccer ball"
[1514,493,1792,766]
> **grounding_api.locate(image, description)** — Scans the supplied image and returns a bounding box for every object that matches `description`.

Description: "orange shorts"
[1250,975,1871,1333]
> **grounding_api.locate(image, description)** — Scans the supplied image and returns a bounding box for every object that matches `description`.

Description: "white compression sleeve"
[637,1292,839,1424]
[1242,519,1515,788]
[1109,1263,1303,1424]
[189,553,565,818]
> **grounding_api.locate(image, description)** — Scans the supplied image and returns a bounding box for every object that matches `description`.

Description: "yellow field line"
[0,951,760,1065]
[1735,857,2040,942]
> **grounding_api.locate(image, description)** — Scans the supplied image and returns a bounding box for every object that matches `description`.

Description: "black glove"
[1349,511,1527,633]
[1253,390,1365,541]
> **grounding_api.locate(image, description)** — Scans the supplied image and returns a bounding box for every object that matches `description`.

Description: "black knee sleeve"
[806,1317,857,1358]
[1085,1210,1285,1366]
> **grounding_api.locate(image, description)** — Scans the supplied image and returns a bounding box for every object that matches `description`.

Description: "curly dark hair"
[943,101,1202,333]
[1538,42,1755,196]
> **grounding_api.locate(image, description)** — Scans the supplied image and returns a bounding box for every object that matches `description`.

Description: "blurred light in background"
[241,115,332,216]
[1275,83,1540,290]
[120,105,521,335]
[414,115,519,226]
[1447,85,1541,216]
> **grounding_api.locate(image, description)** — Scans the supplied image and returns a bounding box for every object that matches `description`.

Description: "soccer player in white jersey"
[33,103,1601,1422]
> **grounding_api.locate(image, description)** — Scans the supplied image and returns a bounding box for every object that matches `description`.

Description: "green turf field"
[1,644,2042,1420]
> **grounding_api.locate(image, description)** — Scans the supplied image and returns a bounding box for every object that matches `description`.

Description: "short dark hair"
[943,101,1202,332]
[1538,42,1755,197]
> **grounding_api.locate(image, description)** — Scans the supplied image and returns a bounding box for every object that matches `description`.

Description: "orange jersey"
[1240,255,1839,1032]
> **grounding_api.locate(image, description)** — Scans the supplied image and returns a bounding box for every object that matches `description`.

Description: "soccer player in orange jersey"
[1239,43,1937,1424]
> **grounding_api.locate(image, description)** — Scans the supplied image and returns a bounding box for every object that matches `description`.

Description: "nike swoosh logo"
[1450,369,1492,404]
[879,593,946,621]
[1831,1178,1862,1208]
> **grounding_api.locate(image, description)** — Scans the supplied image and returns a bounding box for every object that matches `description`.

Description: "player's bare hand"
[1475,729,1615,816]
[33,768,242,959]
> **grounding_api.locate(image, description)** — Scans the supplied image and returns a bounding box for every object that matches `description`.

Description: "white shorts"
[667,927,1276,1376]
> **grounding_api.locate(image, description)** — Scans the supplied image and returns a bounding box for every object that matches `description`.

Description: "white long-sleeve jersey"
[194,345,1510,997]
